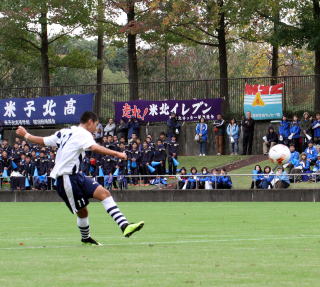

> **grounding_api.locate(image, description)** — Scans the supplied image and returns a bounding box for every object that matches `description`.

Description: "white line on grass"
[1,235,320,251]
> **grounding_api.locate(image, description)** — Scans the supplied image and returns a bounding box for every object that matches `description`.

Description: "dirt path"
[218,155,268,172]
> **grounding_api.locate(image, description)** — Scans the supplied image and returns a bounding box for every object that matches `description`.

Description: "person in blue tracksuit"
[226,118,240,155]
[195,117,208,156]
[273,167,290,189]
[186,167,198,189]
[289,115,301,152]
[218,168,232,189]
[210,168,219,189]
[299,152,311,182]
[312,113,320,144]
[198,167,210,189]
[259,166,274,189]
[250,164,263,189]
[284,144,300,174]
[304,141,318,164]
[278,115,290,145]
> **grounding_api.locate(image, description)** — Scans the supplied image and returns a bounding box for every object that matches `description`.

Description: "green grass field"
[1,202,320,287]
[178,155,247,171]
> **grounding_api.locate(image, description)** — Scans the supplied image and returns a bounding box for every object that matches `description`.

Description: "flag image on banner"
[244,83,283,120]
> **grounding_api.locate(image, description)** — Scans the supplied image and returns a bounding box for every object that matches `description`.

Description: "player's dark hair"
[80,111,98,124]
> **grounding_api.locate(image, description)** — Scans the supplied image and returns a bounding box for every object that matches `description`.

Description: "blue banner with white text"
[0,94,94,126]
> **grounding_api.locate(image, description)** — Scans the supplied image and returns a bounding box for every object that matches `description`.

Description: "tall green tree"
[0,0,92,91]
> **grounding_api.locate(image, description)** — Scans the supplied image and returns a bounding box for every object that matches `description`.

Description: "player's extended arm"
[16,126,45,145]
[90,144,127,160]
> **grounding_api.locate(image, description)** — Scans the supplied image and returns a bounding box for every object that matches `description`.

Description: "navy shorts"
[56,173,100,214]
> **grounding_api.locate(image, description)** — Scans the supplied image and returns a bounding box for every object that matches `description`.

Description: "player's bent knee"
[93,185,111,201]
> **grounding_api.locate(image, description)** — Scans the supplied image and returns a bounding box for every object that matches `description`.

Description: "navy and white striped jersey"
[43,126,96,179]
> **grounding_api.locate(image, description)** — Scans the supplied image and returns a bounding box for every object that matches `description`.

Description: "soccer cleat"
[81,237,102,246]
[123,221,144,238]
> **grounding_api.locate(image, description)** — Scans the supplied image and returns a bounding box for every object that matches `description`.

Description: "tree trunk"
[271,11,280,85]
[127,0,139,100]
[314,0,320,109]
[217,0,229,109]
[271,44,279,85]
[96,0,105,117]
[40,12,50,96]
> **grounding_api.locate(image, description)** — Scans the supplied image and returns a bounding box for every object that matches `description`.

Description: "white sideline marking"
[0,235,320,251]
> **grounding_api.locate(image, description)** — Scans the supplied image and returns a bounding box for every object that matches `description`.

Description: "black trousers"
[242,133,254,155]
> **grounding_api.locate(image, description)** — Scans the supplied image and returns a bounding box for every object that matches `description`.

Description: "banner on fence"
[244,83,283,120]
[0,94,94,126]
[114,98,223,122]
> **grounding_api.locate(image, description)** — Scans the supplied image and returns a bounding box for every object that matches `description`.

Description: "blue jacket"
[196,123,208,141]
[299,160,310,171]
[313,160,320,171]
[187,173,198,182]
[252,170,263,181]
[275,171,290,184]
[199,173,210,182]
[279,120,290,138]
[289,151,300,164]
[226,124,240,139]
[218,175,232,187]
[312,120,320,138]
[304,146,318,162]
[290,121,301,139]
[261,173,274,183]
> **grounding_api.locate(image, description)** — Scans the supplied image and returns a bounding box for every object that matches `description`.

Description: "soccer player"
[16,111,144,245]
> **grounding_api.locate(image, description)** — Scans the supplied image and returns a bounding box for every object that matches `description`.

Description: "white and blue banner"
[0,93,94,126]
[244,83,283,120]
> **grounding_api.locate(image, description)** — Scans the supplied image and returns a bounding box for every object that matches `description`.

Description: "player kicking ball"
[16,111,144,246]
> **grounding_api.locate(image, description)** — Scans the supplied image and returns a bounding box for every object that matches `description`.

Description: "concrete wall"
[0,189,319,202]
[4,121,276,155]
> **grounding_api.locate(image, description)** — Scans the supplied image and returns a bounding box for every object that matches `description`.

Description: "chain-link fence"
[1,173,319,191]
[0,75,317,120]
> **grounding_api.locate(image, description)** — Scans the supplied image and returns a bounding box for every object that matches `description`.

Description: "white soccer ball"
[268,144,291,165]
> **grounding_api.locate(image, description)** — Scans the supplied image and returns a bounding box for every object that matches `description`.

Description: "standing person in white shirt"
[16,111,144,245]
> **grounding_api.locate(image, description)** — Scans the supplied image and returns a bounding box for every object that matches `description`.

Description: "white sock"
[77,217,90,239]
[101,196,128,230]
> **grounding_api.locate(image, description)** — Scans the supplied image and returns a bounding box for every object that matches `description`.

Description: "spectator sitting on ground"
[104,118,116,136]
[312,113,320,145]
[177,167,188,189]
[273,167,290,189]
[260,166,274,189]
[312,153,320,181]
[283,144,300,174]
[262,126,278,155]
[186,167,198,189]
[226,118,239,155]
[289,115,301,152]
[299,152,311,182]
[305,140,318,165]
[250,164,263,189]
[210,168,219,189]
[195,117,208,156]
[198,167,210,189]
[218,168,232,189]
[278,115,290,145]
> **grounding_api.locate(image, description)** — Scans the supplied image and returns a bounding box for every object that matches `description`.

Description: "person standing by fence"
[241,112,255,155]
[195,117,208,156]
[213,114,225,155]
[226,118,239,155]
